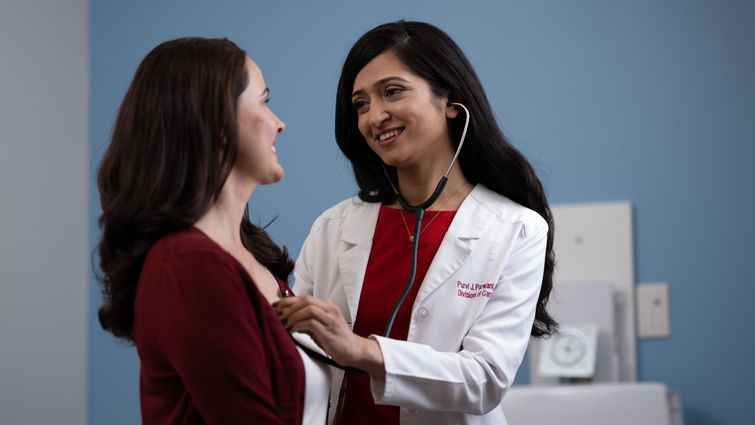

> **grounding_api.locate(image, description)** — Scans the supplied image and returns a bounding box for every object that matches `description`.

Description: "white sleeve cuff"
[368,334,392,404]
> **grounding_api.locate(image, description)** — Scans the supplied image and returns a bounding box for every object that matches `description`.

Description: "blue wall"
[88,1,755,424]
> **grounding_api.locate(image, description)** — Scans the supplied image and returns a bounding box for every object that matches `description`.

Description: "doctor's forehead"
[352,51,415,92]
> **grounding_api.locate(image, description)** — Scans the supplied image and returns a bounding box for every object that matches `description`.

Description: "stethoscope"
[291,102,470,374]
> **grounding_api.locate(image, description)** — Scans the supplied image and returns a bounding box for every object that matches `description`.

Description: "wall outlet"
[636,283,671,338]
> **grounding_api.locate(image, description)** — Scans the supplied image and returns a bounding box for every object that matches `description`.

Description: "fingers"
[288,317,327,336]
[273,296,359,364]
[273,296,340,328]
[272,296,308,326]
[272,295,320,317]
[284,304,331,331]
[289,316,356,365]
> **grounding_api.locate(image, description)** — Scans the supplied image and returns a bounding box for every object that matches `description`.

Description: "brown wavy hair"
[96,37,294,342]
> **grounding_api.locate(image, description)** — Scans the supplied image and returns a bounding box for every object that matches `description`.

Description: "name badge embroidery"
[456,280,495,299]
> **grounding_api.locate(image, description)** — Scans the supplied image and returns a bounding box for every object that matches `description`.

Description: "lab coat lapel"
[415,185,491,304]
[337,201,379,324]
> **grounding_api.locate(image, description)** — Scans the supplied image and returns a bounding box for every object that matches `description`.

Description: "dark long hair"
[335,21,556,337]
[96,37,294,342]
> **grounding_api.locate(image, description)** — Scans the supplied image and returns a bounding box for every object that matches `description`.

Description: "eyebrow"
[351,76,410,98]
[260,87,270,97]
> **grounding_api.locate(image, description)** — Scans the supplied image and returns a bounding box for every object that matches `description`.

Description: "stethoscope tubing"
[382,102,469,338]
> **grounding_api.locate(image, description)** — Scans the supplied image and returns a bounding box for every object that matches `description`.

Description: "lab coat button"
[415,307,429,320]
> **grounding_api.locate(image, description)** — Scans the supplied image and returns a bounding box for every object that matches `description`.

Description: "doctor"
[274,21,556,425]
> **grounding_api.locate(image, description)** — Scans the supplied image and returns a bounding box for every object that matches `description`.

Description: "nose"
[276,115,285,134]
[367,100,390,129]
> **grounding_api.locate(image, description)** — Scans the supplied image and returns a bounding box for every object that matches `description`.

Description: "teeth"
[378,129,401,141]
[272,145,276,152]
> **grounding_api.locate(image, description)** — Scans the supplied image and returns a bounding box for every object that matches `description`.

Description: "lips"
[375,127,404,146]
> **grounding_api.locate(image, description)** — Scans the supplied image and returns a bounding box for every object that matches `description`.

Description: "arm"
[280,218,548,414]
[145,252,294,425]
[370,221,548,414]
[292,223,317,297]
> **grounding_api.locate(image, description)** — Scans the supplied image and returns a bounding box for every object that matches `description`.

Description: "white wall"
[0,1,87,424]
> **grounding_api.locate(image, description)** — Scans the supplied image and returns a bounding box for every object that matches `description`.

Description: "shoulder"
[143,227,237,276]
[147,227,225,259]
[468,184,548,239]
[299,195,380,250]
[138,228,251,311]
[315,195,373,220]
[308,195,378,231]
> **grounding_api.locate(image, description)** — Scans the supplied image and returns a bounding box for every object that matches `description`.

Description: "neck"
[394,162,472,211]
[194,170,257,252]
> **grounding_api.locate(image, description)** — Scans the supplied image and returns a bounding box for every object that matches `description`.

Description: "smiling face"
[351,50,458,170]
[235,58,285,185]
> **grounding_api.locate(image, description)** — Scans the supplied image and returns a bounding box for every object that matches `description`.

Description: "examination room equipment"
[502,202,684,425]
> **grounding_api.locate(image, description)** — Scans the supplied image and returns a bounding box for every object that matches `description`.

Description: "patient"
[95,37,328,425]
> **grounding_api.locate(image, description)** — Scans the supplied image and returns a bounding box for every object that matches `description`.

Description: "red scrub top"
[339,206,456,425]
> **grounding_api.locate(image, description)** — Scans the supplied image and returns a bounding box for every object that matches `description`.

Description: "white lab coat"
[294,184,547,425]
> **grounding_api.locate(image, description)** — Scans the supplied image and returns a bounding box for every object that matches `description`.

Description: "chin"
[269,170,285,184]
[381,155,412,169]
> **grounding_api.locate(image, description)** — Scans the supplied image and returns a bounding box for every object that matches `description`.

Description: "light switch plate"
[636,283,671,338]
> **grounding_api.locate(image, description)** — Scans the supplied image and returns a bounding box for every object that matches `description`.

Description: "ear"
[446,102,460,119]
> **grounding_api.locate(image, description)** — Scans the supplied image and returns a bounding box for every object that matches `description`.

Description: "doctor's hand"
[273,296,385,379]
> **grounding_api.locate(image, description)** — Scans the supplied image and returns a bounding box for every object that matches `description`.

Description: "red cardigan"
[133,227,304,425]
